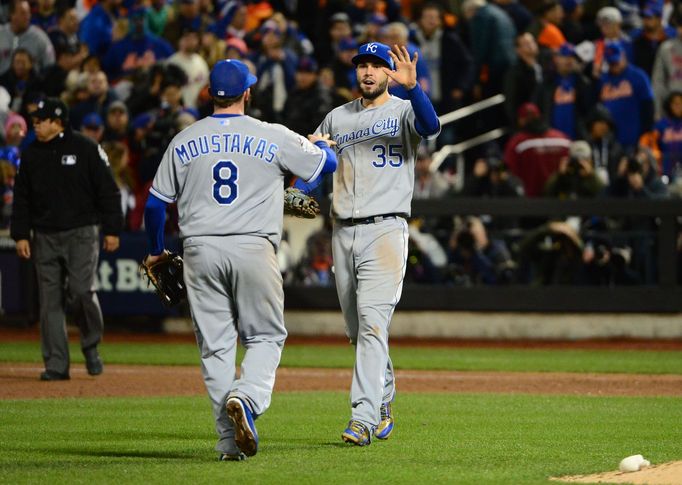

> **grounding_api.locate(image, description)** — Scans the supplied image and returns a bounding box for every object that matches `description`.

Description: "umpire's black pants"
[33,225,103,375]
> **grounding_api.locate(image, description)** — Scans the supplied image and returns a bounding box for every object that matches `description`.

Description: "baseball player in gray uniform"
[143,59,337,460]
[315,43,440,446]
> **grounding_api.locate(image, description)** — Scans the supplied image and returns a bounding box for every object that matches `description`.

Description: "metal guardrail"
[437,94,506,126]
[431,95,507,190]
[430,128,507,174]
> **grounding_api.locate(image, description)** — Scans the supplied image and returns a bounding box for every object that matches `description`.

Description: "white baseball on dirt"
[619,454,649,472]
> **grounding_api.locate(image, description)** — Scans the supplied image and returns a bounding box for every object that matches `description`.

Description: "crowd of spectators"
[0,0,681,289]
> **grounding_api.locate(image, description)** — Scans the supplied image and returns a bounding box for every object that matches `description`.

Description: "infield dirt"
[552,460,682,484]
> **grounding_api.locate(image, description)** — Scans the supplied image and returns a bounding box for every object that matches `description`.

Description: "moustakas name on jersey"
[151,115,326,248]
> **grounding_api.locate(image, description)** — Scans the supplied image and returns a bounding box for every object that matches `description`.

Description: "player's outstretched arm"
[294,134,338,194]
[407,81,440,137]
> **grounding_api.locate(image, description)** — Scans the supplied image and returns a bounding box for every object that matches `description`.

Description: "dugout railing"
[284,198,682,313]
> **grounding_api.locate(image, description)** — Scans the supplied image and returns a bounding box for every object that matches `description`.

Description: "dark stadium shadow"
[58,449,196,460]
[95,430,210,441]
[321,442,354,448]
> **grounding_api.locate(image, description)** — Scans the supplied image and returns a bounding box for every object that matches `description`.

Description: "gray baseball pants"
[182,235,287,455]
[332,217,409,429]
[33,225,103,375]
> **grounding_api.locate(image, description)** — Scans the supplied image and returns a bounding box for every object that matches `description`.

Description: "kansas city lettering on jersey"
[174,133,279,165]
[334,117,400,151]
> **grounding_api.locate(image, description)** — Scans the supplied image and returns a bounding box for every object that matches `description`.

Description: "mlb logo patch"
[61,154,77,166]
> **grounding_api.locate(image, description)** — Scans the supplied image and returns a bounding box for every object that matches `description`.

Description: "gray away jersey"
[316,96,423,219]
[151,114,326,247]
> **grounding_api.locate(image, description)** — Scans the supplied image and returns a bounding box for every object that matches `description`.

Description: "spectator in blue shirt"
[598,40,654,151]
[103,7,174,82]
[651,91,682,181]
[544,43,593,139]
[79,0,123,59]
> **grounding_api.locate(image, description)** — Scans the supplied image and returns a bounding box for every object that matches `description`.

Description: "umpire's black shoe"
[84,348,103,376]
[40,370,70,381]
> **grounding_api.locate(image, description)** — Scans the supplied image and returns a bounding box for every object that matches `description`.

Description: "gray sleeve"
[150,143,179,203]
[274,127,327,182]
[315,113,332,137]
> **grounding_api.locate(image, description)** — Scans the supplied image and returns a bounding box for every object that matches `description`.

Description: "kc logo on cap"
[352,42,395,70]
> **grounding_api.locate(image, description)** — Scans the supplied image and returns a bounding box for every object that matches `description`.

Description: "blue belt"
[336,213,404,226]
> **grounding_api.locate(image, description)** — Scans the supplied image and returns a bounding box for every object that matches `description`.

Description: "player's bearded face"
[357,65,389,100]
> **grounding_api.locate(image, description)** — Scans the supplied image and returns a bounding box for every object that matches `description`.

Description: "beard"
[360,77,389,101]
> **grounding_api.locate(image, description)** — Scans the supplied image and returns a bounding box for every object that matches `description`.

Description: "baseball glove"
[284,187,320,219]
[140,251,187,307]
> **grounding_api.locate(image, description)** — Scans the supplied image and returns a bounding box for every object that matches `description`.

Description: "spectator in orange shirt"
[529,0,566,50]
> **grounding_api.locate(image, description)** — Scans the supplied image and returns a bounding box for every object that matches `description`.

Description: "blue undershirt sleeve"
[407,83,440,137]
[144,193,167,256]
[294,141,337,193]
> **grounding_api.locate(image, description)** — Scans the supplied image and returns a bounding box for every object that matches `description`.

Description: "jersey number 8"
[372,144,403,168]
[213,160,238,205]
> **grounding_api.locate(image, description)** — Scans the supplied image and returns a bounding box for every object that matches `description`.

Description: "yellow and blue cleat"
[342,420,372,446]
[374,402,394,440]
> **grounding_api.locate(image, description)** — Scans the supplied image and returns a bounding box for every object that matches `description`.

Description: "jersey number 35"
[372,144,403,168]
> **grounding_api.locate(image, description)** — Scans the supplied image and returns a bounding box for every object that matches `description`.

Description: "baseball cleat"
[342,420,371,446]
[39,370,70,381]
[374,402,394,440]
[219,452,246,461]
[226,397,259,457]
[84,348,103,376]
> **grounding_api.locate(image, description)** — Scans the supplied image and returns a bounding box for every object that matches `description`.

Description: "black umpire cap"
[31,97,69,123]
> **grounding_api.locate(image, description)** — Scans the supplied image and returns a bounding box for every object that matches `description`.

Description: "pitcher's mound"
[551,460,682,484]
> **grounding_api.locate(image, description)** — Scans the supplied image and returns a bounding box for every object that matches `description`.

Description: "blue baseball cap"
[352,42,395,70]
[604,40,625,65]
[338,37,358,52]
[642,1,663,18]
[0,146,20,168]
[82,112,103,129]
[209,59,257,98]
[297,56,319,72]
[557,42,576,57]
[369,13,388,26]
[132,112,155,130]
[560,0,582,14]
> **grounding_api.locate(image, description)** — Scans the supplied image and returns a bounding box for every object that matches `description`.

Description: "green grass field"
[1,340,681,483]
[1,340,682,374]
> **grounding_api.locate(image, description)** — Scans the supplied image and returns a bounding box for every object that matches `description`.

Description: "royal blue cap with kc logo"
[209,59,258,98]
[352,42,395,70]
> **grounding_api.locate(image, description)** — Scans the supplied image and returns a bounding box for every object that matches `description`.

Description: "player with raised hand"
[142,59,337,460]
[314,43,440,446]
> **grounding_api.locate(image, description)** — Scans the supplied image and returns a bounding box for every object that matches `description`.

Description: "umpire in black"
[10,98,123,381]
